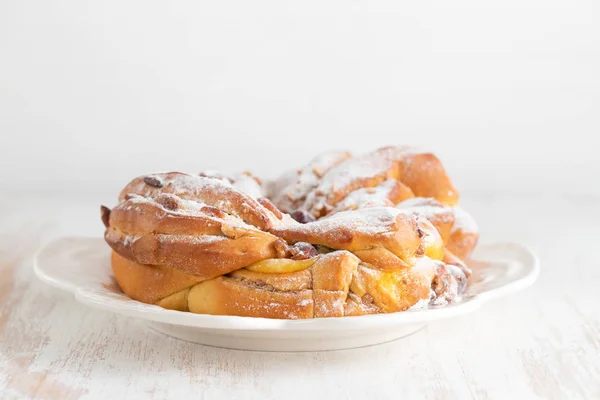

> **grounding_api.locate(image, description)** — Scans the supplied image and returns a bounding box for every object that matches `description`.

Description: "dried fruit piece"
[143,176,163,188]
[155,194,181,211]
[290,209,316,224]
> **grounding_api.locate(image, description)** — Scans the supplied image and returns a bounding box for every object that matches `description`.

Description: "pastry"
[101,146,478,319]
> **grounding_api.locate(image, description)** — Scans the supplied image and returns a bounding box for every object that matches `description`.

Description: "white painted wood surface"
[1,193,599,399]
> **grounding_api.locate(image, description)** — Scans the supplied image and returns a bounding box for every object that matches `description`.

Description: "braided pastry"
[101,146,478,319]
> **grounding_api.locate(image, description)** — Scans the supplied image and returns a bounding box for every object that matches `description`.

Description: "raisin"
[143,176,163,188]
[156,194,181,211]
[290,210,316,224]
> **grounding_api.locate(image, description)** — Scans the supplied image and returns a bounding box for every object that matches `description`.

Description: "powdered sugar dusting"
[165,174,235,197]
[122,173,238,202]
[451,207,478,234]
[396,197,441,209]
[198,170,263,198]
[332,179,399,211]
[231,173,264,198]
[121,190,259,230]
[229,294,313,319]
[120,172,284,229]
[408,297,430,310]
[198,170,231,180]
[123,235,140,247]
[316,298,338,315]
[297,298,311,307]
[295,207,413,237]
[175,198,209,213]
[315,152,392,195]
[158,234,229,245]
[270,151,351,212]
[331,296,344,310]
[311,146,421,197]
[396,197,454,224]
[310,151,352,177]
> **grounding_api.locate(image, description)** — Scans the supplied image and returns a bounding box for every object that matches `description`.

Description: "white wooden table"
[1,193,599,399]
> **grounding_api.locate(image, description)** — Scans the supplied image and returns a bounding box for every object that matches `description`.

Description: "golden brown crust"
[187,277,315,319]
[396,198,479,264]
[399,152,459,205]
[312,251,359,292]
[447,231,479,261]
[443,249,471,278]
[331,180,415,214]
[156,288,191,311]
[229,268,312,292]
[349,260,435,313]
[344,292,380,316]
[106,227,283,279]
[110,251,205,304]
[313,290,347,318]
[312,251,360,317]
[396,198,455,243]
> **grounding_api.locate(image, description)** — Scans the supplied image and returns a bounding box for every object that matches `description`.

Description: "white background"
[1,0,599,197]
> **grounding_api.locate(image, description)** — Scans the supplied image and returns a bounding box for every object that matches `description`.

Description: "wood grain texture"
[0,193,599,400]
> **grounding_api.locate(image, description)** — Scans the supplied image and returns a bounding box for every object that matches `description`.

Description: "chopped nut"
[273,239,289,258]
[289,242,318,260]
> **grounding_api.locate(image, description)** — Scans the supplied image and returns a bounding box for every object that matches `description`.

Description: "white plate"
[34,237,539,352]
